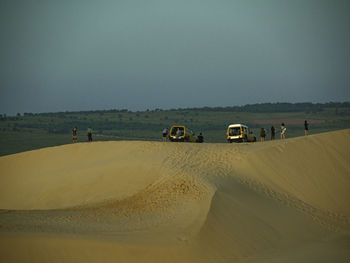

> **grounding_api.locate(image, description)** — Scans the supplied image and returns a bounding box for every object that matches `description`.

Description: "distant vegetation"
[1,102,349,156]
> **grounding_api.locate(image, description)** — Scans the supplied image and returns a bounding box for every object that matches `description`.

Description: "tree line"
[1,102,349,119]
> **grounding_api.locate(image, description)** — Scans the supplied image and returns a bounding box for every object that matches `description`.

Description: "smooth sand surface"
[0,130,350,262]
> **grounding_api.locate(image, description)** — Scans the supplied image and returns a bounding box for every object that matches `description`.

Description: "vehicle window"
[171,127,184,136]
[229,127,241,136]
[179,127,184,135]
[171,128,177,136]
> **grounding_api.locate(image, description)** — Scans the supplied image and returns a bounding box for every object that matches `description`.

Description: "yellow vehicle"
[227,124,256,143]
[169,125,197,142]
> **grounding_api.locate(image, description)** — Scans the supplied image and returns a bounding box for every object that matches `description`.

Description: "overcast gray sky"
[1,0,349,114]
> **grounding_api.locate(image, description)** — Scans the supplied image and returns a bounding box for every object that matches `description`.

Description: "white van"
[226,124,256,143]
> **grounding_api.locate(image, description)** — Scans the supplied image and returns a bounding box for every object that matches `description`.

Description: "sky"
[1,0,350,114]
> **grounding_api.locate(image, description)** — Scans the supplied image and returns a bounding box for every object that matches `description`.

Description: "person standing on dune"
[162,128,168,142]
[280,123,286,139]
[260,128,266,142]
[72,127,78,143]
[304,120,309,136]
[271,126,275,140]
[87,127,93,142]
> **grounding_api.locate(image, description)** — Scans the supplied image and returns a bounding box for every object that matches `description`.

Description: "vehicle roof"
[228,124,248,128]
[170,125,186,128]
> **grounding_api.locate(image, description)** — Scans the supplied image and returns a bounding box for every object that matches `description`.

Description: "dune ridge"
[0,130,350,262]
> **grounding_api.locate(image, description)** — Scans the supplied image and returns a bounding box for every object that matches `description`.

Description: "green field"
[1,102,349,156]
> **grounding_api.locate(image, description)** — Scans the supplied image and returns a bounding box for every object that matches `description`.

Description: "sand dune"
[0,130,350,262]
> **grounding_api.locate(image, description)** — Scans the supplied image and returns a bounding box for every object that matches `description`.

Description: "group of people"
[72,127,93,143]
[72,120,310,144]
[260,120,309,142]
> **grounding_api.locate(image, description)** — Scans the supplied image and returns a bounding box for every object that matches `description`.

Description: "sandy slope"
[0,130,350,263]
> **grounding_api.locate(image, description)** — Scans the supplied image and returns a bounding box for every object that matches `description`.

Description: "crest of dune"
[0,130,350,263]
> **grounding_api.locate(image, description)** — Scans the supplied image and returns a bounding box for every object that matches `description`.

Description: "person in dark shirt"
[197,132,204,143]
[260,128,266,142]
[87,127,93,142]
[271,126,275,140]
[304,120,309,136]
